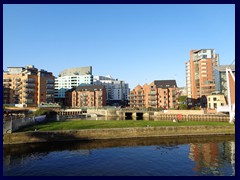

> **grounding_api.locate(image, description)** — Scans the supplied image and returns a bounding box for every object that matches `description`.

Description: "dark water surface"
[3,135,235,176]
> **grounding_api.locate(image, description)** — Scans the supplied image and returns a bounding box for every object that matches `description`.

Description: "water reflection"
[189,141,235,176]
[3,135,235,176]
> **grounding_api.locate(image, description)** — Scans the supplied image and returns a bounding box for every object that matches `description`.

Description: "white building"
[185,61,191,98]
[93,75,130,106]
[55,68,93,99]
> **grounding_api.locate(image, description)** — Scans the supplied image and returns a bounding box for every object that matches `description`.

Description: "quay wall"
[4,126,235,145]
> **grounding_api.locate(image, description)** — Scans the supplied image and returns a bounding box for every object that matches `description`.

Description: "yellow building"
[207,94,227,109]
[3,65,55,107]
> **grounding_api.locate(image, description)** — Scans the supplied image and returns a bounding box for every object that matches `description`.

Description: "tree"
[177,96,188,110]
[178,96,187,103]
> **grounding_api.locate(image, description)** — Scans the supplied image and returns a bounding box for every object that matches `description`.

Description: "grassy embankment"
[18,120,234,132]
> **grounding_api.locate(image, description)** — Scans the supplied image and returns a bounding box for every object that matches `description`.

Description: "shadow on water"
[4,135,234,158]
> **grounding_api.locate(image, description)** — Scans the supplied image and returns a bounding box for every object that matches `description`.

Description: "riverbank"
[4,125,235,145]
[16,120,234,131]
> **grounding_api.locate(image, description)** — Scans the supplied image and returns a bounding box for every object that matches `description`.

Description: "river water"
[3,135,235,176]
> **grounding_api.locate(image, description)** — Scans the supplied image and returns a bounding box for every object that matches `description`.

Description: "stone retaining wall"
[4,126,235,145]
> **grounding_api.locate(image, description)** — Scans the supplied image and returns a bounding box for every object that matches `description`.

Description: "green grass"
[17,120,234,132]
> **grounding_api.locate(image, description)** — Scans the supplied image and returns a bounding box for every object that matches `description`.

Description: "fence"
[3,115,46,134]
[154,114,229,122]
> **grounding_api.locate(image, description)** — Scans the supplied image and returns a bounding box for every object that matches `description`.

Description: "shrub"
[179,104,188,110]
[190,106,201,110]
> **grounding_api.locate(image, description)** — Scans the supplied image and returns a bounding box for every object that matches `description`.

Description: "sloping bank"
[4,126,235,145]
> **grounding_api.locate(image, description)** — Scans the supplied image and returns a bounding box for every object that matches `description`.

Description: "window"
[213,97,217,101]
[214,103,217,108]
[202,55,207,58]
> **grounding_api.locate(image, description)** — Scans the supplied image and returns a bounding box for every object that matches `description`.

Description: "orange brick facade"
[3,66,55,107]
[129,80,178,109]
[187,49,219,99]
[66,85,107,108]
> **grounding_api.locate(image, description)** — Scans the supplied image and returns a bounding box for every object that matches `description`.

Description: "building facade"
[214,65,235,100]
[93,75,130,106]
[68,85,106,108]
[54,66,93,104]
[55,75,93,98]
[207,94,227,109]
[3,65,55,107]
[129,80,178,110]
[186,49,219,99]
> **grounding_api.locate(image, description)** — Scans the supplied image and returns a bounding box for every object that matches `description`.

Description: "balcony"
[46,79,54,84]
[148,93,156,96]
[24,99,34,104]
[46,89,54,94]
[24,89,35,93]
[3,79,11,82]
[13,94,19,97]
[4,84,11,88]
[24,84,35,88]
[15,82,22,86]
[4,94,9,98]
[24,94,33,99]
[4,91,10,94]
[47,85,54,89]
[149,97,156,101]
[24,79,35,83]
[15,87,22,91]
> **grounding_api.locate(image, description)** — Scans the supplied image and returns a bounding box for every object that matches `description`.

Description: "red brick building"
[129,80,178,109]
[66,85,106,108]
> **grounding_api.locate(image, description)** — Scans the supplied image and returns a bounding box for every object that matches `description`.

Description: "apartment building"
[214,65,235,100]
[68,85,106,108]
[3,65,55,107]
[129,80,178,109]
[93,75,130,106]
[186,49,219,99]
[54,66,93,103]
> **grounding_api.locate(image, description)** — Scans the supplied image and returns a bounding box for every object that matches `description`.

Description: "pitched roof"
[153,80,177,88]
[66,87,76,93]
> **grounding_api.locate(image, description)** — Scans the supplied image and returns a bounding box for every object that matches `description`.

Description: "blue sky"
[3,4,235,89]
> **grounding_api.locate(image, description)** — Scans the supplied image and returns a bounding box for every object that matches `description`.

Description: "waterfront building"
[3,65,55,107]
[214,64,235,100]
[68,85,106,108]
[54,66,93,104]
[186,49,219,99]
[93,75,130,106]
[129,80,178,110]
[207,93,227,110]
